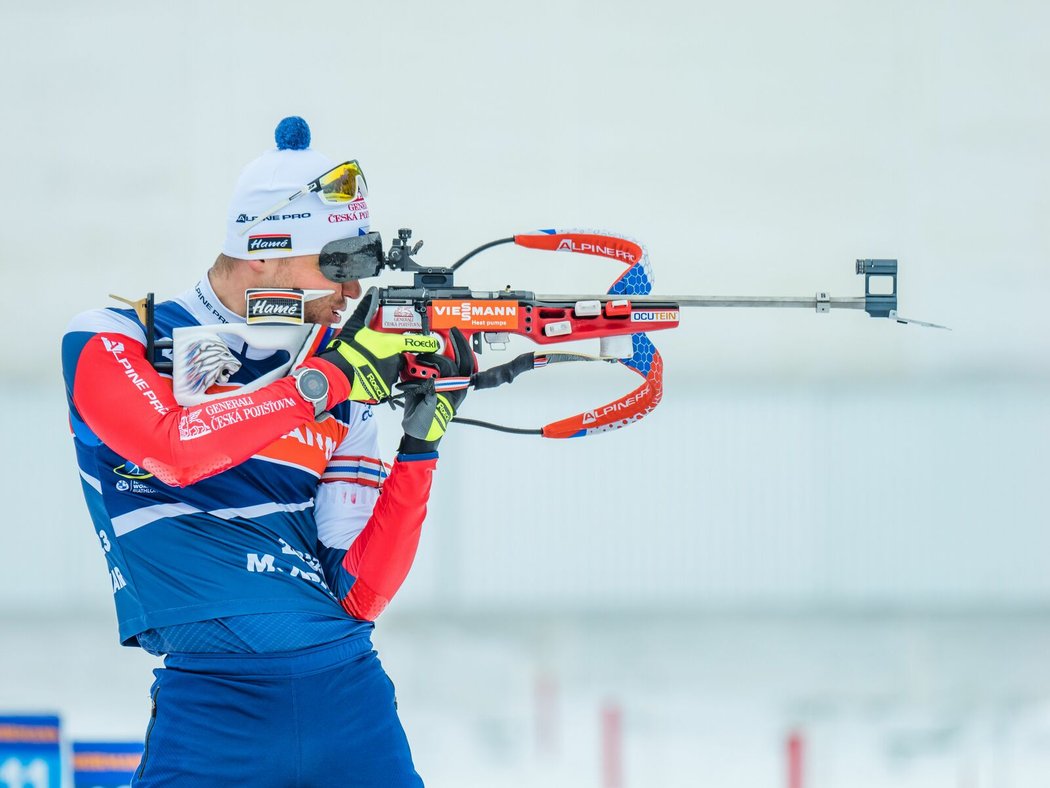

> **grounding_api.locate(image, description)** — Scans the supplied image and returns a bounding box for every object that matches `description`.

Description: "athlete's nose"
[342,280,363,300]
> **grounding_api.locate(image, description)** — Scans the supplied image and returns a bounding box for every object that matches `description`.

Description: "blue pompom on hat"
[275,116,311,151]
[222,117,370,260]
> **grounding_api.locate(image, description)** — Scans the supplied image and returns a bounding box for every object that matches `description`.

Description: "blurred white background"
[1,1,1047,786]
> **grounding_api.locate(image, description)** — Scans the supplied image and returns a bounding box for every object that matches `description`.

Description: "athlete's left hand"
[398,328,475,454]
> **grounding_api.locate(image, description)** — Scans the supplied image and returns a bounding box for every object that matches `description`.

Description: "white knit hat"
[222,117,370,260]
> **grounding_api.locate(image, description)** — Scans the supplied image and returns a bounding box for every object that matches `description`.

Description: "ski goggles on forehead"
[238,160,368,235]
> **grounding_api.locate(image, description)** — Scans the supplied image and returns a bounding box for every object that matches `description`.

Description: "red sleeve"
[72,332,348,487]
[338,456,437,621]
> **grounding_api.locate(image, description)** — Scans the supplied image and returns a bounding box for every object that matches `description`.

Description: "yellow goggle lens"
[317,161,367,204]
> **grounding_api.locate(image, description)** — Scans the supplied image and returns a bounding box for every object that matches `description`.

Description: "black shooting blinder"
[319,232,385,282]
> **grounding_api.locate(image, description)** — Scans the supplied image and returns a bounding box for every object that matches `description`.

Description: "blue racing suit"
[62,274,434,786]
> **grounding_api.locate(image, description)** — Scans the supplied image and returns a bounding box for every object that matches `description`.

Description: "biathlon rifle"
[123,227,944,436]
[313,227,948,439]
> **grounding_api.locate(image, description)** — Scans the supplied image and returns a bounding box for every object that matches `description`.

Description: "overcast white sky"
[1,0,1047,382]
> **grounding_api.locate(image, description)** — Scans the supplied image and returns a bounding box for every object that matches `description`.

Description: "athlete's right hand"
[315,292,439,403]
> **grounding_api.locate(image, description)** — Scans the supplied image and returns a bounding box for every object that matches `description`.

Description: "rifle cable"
[450,416,542,435]
[386,396,541,436]
[450,237,515,271]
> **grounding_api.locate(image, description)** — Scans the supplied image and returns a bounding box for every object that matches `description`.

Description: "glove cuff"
[398,434,440,455]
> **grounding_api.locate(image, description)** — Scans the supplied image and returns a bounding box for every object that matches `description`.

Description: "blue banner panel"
[0,715,62,788]
[72,742,143,788]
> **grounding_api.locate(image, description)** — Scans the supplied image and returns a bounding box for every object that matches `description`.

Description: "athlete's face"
[268,255,362,325]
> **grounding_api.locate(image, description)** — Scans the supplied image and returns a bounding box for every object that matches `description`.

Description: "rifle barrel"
[536,294,867,310]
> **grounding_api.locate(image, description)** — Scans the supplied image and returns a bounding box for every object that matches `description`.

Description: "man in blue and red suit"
[61,117,470,786]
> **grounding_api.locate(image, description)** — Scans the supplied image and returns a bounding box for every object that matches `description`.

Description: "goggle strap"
[237,187,309,236]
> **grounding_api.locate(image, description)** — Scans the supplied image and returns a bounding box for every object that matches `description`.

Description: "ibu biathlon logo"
[114,462,153,480]
[114,469,156,494]
[247,234,292,253]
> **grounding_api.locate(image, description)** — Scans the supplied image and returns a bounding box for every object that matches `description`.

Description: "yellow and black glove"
[317,291,439,403]
[399,327,475,454]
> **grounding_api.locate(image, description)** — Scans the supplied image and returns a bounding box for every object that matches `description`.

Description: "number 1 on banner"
[0,757,50,788]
